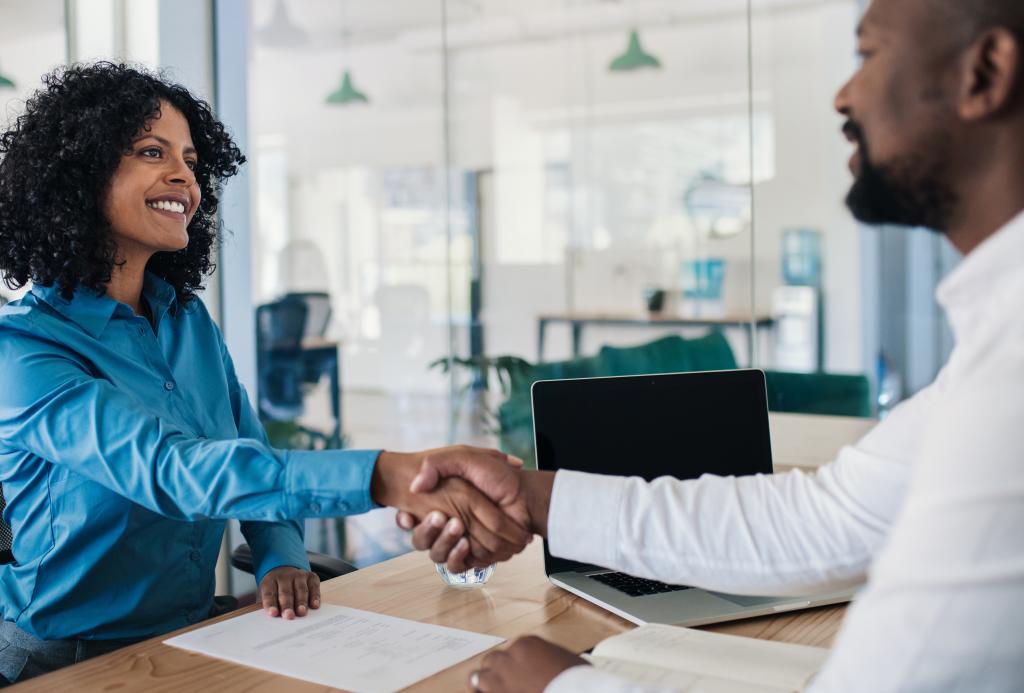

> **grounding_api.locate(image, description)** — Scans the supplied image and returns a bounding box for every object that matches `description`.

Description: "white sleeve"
[547,382,935,596]
[546,666,676,693]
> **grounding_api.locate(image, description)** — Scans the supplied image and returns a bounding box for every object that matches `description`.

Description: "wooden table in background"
[537,311,775,364]
[18,413,873,692]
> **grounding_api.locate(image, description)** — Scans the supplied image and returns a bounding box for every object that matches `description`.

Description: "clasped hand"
[372,446,537,568]
[383,446,552,573]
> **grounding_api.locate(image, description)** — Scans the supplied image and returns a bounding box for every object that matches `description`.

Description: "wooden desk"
[18,542,847,693]
[20,414,873,692]
[537,311,774,364]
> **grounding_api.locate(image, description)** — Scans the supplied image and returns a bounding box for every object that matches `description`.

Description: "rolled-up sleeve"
[0,336,380,524]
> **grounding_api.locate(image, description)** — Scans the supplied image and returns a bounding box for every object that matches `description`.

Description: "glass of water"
[435,562,495,588]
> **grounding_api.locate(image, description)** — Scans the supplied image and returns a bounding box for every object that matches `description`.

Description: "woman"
[0,63,527,684]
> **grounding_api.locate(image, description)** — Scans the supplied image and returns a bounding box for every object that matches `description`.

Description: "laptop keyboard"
[590,572,693,597]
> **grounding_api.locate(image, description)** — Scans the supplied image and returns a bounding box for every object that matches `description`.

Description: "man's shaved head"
[946,0,1024,37]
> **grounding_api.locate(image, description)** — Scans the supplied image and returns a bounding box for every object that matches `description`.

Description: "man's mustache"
[842,119,866,146]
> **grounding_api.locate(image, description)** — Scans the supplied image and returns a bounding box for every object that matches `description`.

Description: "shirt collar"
[936,208,1024,340]
[142,271,179,325]
[31,271,179,338]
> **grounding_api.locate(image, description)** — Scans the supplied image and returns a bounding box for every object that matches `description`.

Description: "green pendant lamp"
[326,69,369,105]
[609,29,661,71]
[0,67,14,89]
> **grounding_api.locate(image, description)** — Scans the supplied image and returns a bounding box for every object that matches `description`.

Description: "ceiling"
[250,0,843,52]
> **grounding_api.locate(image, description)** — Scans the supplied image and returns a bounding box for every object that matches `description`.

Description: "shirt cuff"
[546,665,646,693]
[284,448,381,518]
[547,470,626,569]
[242,521,311,585]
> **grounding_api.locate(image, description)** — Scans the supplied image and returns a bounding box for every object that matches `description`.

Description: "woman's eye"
[185,160,197,171]
[140,147,161,158]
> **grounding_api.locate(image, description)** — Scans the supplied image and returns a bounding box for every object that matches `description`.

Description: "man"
[400,0,1024,690]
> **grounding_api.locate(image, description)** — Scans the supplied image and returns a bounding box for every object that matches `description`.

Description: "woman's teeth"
[147,200,186,214]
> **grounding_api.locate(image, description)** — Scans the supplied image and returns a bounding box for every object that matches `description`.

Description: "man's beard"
[843,120,957,232]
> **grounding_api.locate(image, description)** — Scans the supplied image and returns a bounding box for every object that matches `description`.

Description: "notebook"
[584,624,829,693]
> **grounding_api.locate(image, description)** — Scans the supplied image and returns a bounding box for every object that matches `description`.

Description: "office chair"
[1,487,13,566]
[230,543,357,582]
[283,292,332,339]
[256,297,309,422]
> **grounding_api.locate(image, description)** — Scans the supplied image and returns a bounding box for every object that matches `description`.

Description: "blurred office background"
[0,0,959,594]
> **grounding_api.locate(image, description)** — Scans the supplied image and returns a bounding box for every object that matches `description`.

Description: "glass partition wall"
[246,0,764,569]
[0,0,960,590]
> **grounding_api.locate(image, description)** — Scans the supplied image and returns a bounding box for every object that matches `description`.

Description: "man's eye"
[140,147,161,158]
[185,160,197,171]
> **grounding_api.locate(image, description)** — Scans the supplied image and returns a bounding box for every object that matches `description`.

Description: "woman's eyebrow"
[132,134,197,156]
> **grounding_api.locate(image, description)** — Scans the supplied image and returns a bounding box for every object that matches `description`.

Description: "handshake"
[370,446,555,572]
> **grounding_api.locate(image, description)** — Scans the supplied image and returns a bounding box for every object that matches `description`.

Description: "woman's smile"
[145,192,191,222]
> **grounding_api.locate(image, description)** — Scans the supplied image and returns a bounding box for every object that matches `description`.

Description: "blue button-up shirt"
[0,274,380,640]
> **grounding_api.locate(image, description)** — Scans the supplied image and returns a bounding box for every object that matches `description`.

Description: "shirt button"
[164,381,176,391]
[189,549,201,562]
[309,502,321,514]
[137,326,146,336]
[185,611,198,624]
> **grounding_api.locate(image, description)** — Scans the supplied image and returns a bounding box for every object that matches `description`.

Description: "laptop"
[532,369,855,627]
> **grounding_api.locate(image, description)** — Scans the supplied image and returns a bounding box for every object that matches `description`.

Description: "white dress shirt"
[546,211,1024,692]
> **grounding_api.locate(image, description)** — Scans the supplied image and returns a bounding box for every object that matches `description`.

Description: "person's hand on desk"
[373,446,534,567]
[393,453,556,572]
[468,636,587,693]
[260,566,320,620]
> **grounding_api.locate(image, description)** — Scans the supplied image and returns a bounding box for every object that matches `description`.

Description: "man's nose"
[834,76,853,116]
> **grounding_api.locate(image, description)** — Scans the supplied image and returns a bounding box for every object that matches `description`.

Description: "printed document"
[164,603,504,692]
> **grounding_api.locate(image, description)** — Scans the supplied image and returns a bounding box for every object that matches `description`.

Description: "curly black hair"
[0,62,245,304]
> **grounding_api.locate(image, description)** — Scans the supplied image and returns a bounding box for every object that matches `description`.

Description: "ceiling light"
[256,0,308,47]
[325,70,369,105]
[609,29,661,71]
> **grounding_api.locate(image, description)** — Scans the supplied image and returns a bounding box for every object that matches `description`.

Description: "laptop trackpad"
[709,592,786,607]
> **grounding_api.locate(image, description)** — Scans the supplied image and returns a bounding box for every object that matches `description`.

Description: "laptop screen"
[533,369,773,576]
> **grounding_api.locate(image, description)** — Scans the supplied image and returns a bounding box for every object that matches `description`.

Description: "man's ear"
[959,27,1022,121]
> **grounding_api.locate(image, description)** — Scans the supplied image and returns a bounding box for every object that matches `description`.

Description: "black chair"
[257,296,343,449]
[230,543,357,583]
[1,486,13,566]
[284,292,332,339]
[256,298,309,422]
